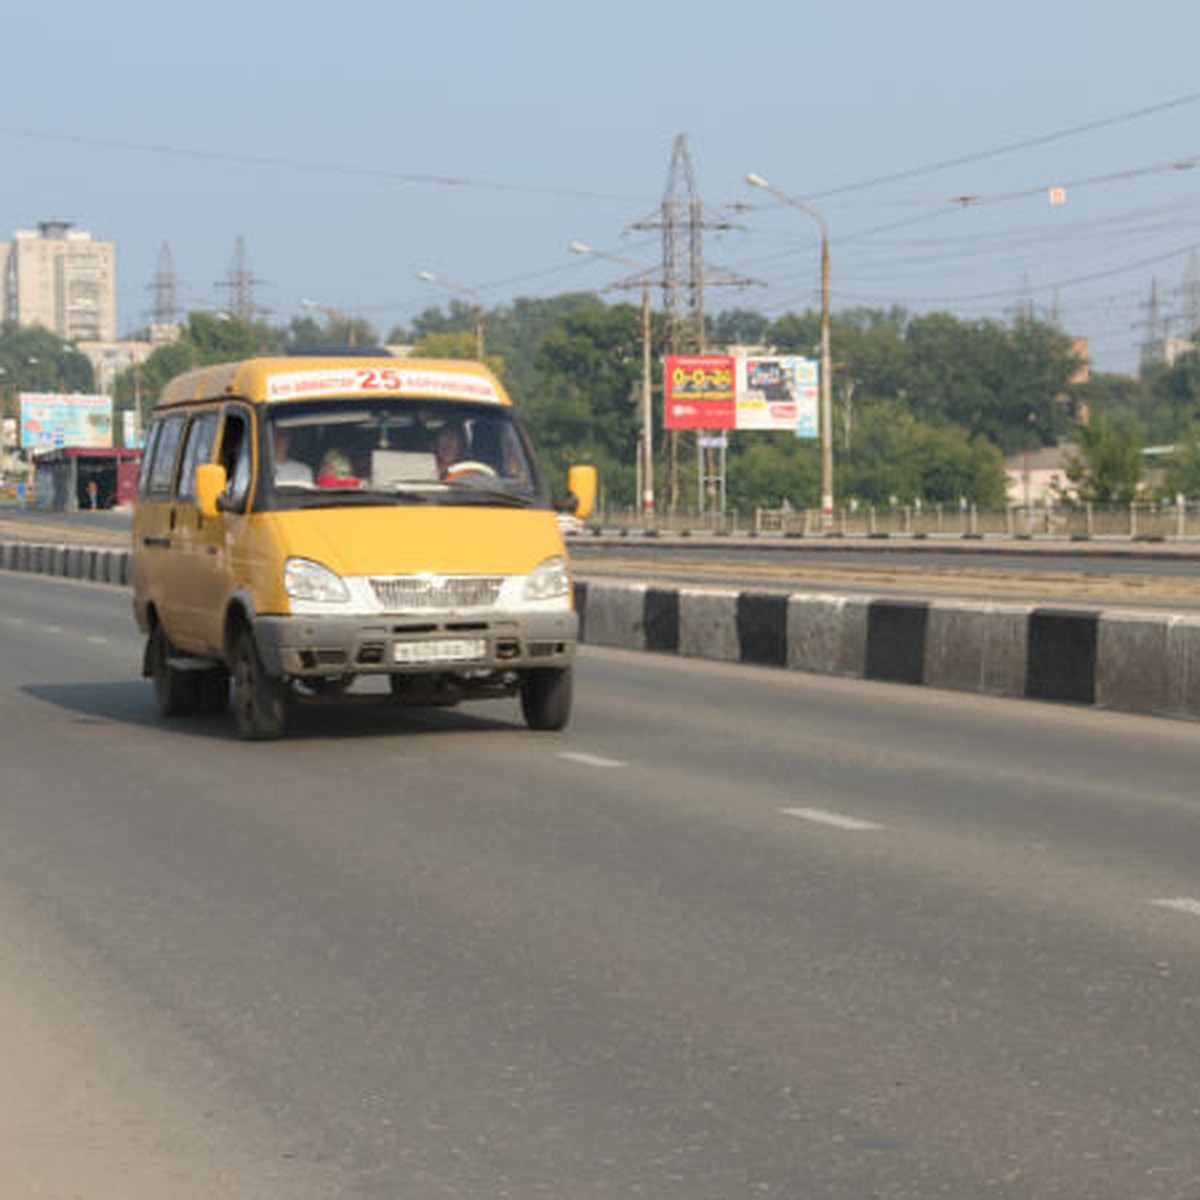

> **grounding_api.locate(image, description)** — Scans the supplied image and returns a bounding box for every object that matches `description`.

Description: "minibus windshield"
[264,398,547,509]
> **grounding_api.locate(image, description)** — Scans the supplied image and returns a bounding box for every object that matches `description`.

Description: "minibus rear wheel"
[519,667,572,731]
[232,628,289,740]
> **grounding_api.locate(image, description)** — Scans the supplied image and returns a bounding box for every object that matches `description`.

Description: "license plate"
[392,637,487,665]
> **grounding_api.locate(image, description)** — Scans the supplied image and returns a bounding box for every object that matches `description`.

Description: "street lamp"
[569,241,656,516]
[415,270,485,360]
[299,298,357,347]
[746,172,834,530]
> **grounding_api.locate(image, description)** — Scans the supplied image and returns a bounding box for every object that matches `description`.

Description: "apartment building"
[1,220,117,343]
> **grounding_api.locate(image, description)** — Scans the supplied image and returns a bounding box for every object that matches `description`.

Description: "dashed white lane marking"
[1149,898,1200,918]
[779,806,884,832]
[86,636,109,645]
[557,751,626,769]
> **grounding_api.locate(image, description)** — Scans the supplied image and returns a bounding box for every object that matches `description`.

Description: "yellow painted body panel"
[245,506,566,614]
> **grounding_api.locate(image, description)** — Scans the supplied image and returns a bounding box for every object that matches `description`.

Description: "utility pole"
[746,173,834,531]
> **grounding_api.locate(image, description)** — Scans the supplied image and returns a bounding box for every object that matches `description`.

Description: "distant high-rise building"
[1,220,117,342]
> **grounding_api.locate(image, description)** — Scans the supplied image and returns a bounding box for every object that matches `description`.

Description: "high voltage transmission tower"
[1176,251,1200,338]
[634,133,753,352]
[149,241,179,328]
[632,134,756,510]
[217,236,264,321]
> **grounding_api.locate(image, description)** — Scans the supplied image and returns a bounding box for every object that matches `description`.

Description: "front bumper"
[253,608,578,679]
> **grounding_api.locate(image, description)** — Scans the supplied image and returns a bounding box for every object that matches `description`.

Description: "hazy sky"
[6,0,1200,374]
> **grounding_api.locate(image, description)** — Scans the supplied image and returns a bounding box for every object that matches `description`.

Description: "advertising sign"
[664,354,819,436]
[122,408,145,449]
[20,393,113,450]
[736,356,819,436]
[663,355,736,430]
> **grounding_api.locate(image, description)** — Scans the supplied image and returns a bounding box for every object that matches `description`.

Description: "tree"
[113,312,283,421]
[1064,414,1144,504]
[0,322,94,394]
[726,437,820,510]
[709,308,770,347]
[530,301,645,500]
[284,312,377,351]
[837,401,1007,507]
[1163,425,1200,498]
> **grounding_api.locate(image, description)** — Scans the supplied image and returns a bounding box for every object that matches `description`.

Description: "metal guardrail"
[595,504,1200,541]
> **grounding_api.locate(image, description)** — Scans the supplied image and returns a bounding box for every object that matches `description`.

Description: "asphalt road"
[3,570,1200,1198]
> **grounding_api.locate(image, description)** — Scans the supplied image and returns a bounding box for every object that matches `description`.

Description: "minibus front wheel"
[232,628,289,740]
[519,667,573,731]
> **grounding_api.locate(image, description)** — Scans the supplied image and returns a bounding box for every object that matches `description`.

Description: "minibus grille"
[370,575,504,611]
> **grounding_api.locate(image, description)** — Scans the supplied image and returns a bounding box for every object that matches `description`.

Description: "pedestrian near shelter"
[32,447,143,511]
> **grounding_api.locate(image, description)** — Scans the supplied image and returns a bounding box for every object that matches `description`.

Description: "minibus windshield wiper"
[286,488,431,506]
[441,484,534,508]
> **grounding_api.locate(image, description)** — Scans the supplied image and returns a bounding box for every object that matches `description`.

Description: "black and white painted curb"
[3,540,1197,722]
[0,540,131,586]
[575,581,1200,722]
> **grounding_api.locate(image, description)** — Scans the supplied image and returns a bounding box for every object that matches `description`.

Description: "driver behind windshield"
[273,426,314,486]
[433,423,466,479]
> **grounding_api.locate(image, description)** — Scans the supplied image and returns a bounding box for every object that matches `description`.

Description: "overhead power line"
[805,87,1200,201]
[0,124,652,205]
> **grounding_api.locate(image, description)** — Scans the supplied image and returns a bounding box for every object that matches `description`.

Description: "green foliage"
[113,312,285,421]
[837,401,1008,507]
[285,312,378,352]
[11,288,1094,512]
[0,322,94,393]
[1163,425,1200,498]
[1065,414,1144,504]
[528,300,643,490]
[726,437,820,509]
[709,308,771,346]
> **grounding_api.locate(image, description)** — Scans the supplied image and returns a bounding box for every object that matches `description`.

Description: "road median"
[3,538,1196,723]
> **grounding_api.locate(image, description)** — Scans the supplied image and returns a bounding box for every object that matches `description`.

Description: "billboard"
[663,355,736,430]
[20,393,113,450]
[664,354,818,437]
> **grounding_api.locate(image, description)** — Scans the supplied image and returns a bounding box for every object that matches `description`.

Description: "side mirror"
[196,462,228,519]
[565,464,597,521]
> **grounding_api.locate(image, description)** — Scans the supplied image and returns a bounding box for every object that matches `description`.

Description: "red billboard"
[663,355,736,430]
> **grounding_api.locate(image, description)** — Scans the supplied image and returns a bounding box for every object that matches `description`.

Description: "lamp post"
[299,298,357,347]
[746,172,834,531]
[415,270,485,360]
[569,241,655,516]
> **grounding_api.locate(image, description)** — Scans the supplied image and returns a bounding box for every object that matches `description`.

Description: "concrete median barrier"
[3,540,1197,722]
[573,578,1200,723]
[0,540,132,593]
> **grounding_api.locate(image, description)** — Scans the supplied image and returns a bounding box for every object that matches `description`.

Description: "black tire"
[148,624,198,717]
[519,667,573,731]
[231,628,289,740]
[196,669,231,716]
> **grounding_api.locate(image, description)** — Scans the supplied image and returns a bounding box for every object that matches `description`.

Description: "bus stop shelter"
[32,447,143,511]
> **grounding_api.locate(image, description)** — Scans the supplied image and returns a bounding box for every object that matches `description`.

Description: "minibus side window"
[146,414,187,499]
[137,422,161,497]
[176,411,220,502]
[218,407,252,511]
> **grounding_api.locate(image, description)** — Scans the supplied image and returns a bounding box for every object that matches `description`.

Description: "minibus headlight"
[523,555,570,601]
[284,557,350,603]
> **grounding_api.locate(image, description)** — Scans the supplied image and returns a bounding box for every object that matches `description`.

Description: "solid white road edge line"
[1149,898,1200,918]
[557,751,626,769]
[779,807,884,832]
